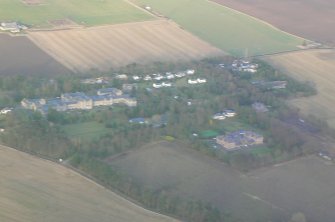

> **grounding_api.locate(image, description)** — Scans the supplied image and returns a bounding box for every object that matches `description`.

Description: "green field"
[62,121,108,141]
[0,0,153,27]
[132,0,303,56]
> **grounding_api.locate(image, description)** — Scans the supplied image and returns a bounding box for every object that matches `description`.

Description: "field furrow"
[28,20,224,72]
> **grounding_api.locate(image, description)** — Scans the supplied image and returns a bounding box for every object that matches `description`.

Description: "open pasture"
[265,49,335,127]
[62,121,109,142]
[28,20,223,72]
[0,145,178,222]
[131,0,303,56]
[212,0,335,45]
[0,0,152,27]
[110,140,335,222]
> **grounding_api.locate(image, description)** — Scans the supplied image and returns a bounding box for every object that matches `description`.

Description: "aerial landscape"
[0,0,335,222]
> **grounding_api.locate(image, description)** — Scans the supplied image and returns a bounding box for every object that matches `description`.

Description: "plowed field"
[28,20,224,72]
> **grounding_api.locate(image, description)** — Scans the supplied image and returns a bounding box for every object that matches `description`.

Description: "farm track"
[28,20,224,72]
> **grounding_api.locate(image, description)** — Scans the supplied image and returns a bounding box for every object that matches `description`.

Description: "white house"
[115,74,128,80]
[197,78,207,83]
[213,113,226,120]
[243,68,257,73]
[161,82,172,87]
[0,107,13,114]
[186,69,195,75]
[224,109,236,117]
[166,73,175,79]
[144,75,152,81]
[154,75,165,81]
[175,72,186,78]
[188,79,198,84]
[153,83,162,88]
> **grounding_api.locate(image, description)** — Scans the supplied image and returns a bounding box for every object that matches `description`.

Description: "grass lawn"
[0,0,153,27]
[132,0,303,56]
[62,121,109,141]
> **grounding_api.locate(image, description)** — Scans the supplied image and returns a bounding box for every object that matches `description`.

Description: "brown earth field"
[0,34,70,76]
[28,20,224,72]
[211,0,335,45]
[110,141,335,222]
[264,49,335,128]
[0,145,178,222]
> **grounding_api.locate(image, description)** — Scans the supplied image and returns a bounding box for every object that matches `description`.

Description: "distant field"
[0,0,153,27]
[212,0,335,45]
[110,140,335,222]
[0,145,178,222]
[0,33,69,76]
[131,0,303,56]
[28,20,223,72]
[265,49,335,127]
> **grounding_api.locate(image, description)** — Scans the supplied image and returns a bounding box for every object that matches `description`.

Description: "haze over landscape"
[0,0,335,222]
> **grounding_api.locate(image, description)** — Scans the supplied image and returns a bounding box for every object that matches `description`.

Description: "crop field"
[0,145,178,222]
[265,49,335,127]
[28,20,223,72]
[110,141,335,222]
[131,0,303,56]
[212,0,335,45]
[0,33,70,76]
[0,0,153,27]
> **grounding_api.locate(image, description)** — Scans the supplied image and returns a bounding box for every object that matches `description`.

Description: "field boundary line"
[123,0,159,18]
[27,19,166,33]
[251,47,335,59]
